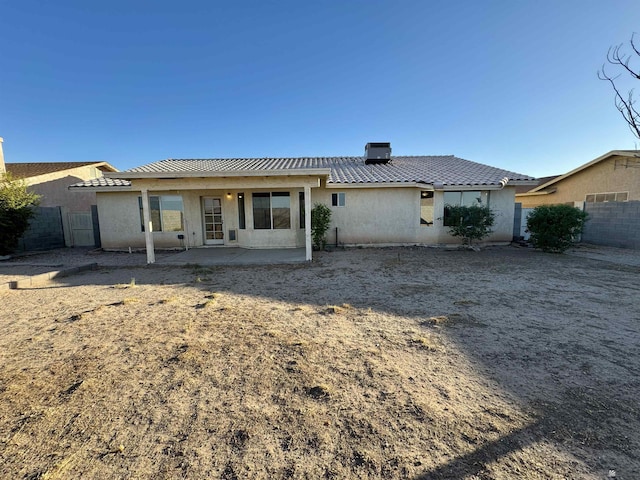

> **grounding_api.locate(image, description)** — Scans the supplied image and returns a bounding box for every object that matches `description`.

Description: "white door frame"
[202,196,224,245]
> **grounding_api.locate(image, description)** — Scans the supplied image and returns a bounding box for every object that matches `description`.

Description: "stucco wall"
[97,188,307,250]
[97,183,517,249]
[26,165,106,212]
[314,186,516,245]
[517,155,640,208]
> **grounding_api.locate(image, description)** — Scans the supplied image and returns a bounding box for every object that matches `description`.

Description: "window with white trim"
[443,191,489,226]
[585,192,628,203]
[331,192,345,207]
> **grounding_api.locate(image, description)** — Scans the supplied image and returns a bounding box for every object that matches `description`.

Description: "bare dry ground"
[0,246,638,479]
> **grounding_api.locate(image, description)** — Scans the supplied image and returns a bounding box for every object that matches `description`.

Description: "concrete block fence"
[17,206,65,251]
[582,201,640,250]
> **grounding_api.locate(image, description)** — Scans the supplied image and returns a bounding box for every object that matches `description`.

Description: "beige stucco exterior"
[316,185,516,245]
[23,164,113,212]
[517,152,640,208]
[97,175,319,250]
[96,176,518,251]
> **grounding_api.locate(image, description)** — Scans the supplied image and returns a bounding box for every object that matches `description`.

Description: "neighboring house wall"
[517,154,640,208]
[96,182,518,249]
[582,201,640,250]
[24,165,105,212]
[17,206,65,251]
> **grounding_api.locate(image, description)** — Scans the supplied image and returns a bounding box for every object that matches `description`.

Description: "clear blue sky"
[1,0,639,177]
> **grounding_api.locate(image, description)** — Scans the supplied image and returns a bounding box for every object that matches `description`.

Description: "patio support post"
[304,185,312,261]
[141,189,156,264]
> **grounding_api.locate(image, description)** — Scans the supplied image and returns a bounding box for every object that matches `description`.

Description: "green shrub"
[526,204,588,253]
[444,204,495,245]
[311,203,332,250]
[0,173,41,255]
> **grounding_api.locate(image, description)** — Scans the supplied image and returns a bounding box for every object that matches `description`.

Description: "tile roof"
[70,177,132,188]
[117,155,535,186]
[70,155,535,189]
[6,161,116,179]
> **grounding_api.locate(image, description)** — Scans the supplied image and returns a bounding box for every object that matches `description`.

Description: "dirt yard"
[0,246,638,479]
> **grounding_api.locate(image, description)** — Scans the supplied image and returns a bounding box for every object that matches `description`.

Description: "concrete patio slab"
[154,247,307,266]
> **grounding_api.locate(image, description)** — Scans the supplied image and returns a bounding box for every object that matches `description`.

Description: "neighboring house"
[0,137,119,247]
[514,175,559,196]
[5,161,118,211]
[70,143,536,263]
[516,150,640,208]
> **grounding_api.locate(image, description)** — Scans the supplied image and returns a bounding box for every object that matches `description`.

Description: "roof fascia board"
[105,168,331,179]
[94,161,119,172]
[325,183,516,190]
[515,189,555,197]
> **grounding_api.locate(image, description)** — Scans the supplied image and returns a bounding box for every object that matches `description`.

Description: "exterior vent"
[365,142,391,165]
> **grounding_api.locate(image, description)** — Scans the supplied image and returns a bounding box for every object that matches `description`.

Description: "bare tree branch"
[599,33,640,139]
[631,32,640,58]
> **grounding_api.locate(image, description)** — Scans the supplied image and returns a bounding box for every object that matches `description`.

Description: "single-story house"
[70,143,536,263]
[516,150,640,208]
[0,136,119,247]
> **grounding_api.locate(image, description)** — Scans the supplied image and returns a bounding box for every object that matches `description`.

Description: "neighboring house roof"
[6,161,118,179]
[521,150,640,195]
[514,175,559,194]
[70,155,534,190]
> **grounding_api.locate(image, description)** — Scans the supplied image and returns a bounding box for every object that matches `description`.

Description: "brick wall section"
[17,206,65,251]
[582,201,640,249]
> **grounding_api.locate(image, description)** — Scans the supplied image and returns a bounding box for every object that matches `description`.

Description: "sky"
[1,0,639,177]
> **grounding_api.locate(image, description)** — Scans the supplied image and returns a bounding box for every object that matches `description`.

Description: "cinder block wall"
[582,201,640,249]
[18,206,65,251]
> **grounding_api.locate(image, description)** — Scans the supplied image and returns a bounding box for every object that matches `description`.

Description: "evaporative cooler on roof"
[364,142,392,165]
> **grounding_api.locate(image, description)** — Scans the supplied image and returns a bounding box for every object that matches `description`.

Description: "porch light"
[226,192,232,199]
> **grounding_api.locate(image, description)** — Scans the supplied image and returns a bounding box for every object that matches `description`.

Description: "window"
[299,191,305,229]
[443,191,489,226]
[585,191,628,203]
[253,193,271,229]
[139,195,184,232]
[272,192,291,228]
[420,191,434,225]
[252,192,291,229]
[238,192,246,229]
[331,192,345,207]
